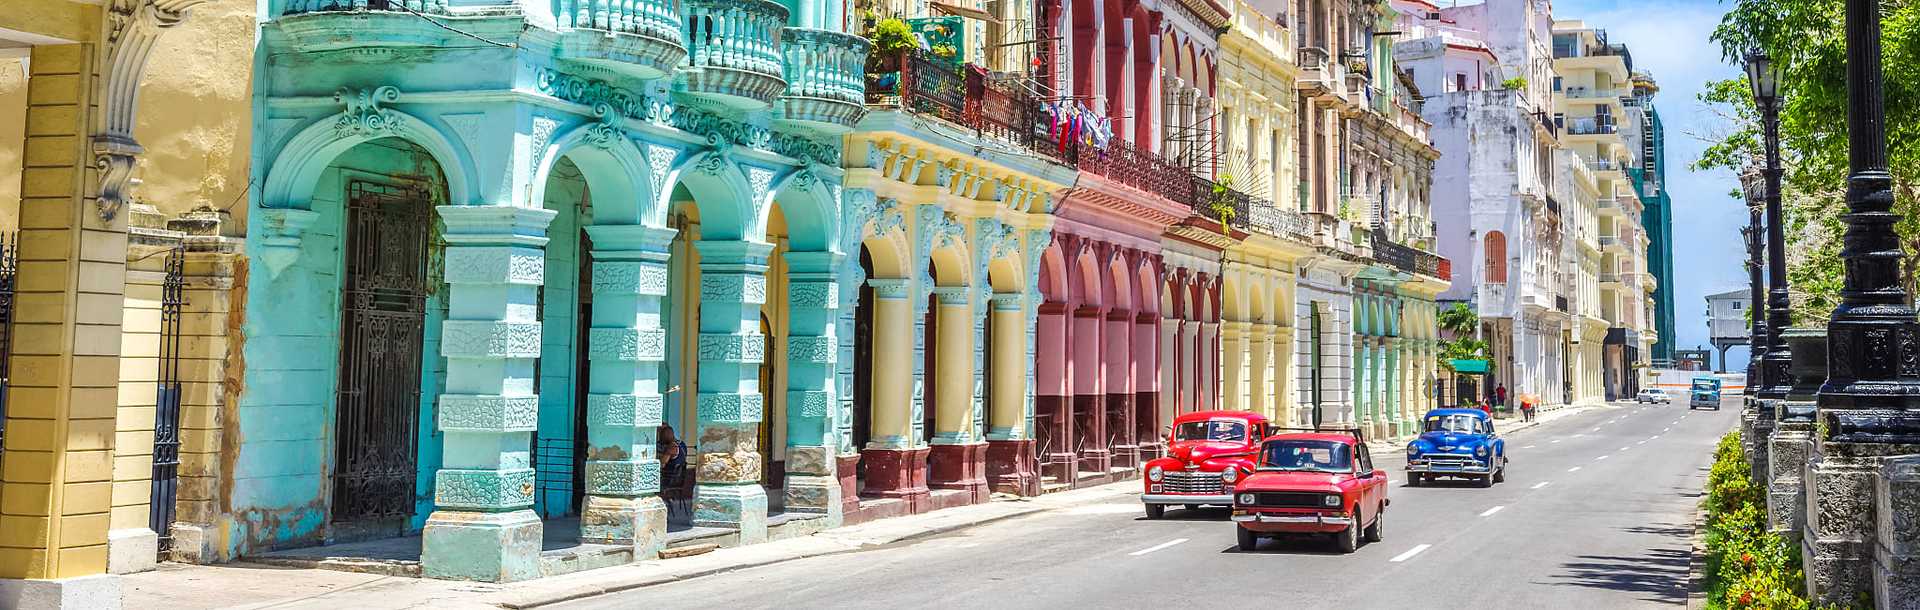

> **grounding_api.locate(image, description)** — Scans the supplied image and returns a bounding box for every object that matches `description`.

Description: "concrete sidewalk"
[124,482,1138,610]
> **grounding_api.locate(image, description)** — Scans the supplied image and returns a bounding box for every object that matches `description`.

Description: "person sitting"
[658,425,693,499]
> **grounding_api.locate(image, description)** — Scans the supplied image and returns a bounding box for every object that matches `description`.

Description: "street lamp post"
[1805,0,1920,603]
[1739,165,1766,397]
[1745,52,1793,400]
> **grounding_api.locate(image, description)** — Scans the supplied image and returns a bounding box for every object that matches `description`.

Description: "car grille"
[1419,454,1481,467]
[1161,471,1225,495]
[1247,492,1327,508]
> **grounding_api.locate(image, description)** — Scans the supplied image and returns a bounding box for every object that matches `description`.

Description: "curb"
[493,486,1133,608]
[1688,498,1708,610]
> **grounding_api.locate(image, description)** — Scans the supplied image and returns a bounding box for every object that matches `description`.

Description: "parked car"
[1635,388,1671,404]
[1689,376,1723,410]
[1405,408,1507,487]
[1230,429,1387,553]
[1142,410,1270,519]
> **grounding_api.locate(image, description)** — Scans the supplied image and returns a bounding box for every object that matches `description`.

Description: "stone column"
[1198,321,1219,411]
[1248,324,1273,417]
[1272,326,1295,427]
[1105,309,1136,470]
[1221,321,1248,410]
[577,224,675,557]
[689,241,773,542]
[162,237,243,565]
[861,278,927,505]
[1875,455,1920,605]
[106,233,174,575]
[1133,312,1162,461]
[986,293,1035,495]
[780,252,842,518]
[1767,329,1822,543]
[422,205,556,583]
[928,287,986,500]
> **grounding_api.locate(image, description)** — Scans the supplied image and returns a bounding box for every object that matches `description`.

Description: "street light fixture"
[1744,50,1793,400]
[1738,164,1767,397]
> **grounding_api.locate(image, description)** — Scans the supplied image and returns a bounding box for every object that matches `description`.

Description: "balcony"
[1076,139,1200,207]
[1210,180,1314,242]
[677,0,789,109]
[1599,272,1622,286]
[1599,235,1626,252]
[1562,86,1623,101]
[775,28,870,133]
[1368,229,1450,281]
[866,51,1067,163]
[552,0,687,81]
[1588,158,1626,175]
[278,0,466,51]
[1297,47,1334,94]
[1565,117,1618,136]
[1597,197,1622,214]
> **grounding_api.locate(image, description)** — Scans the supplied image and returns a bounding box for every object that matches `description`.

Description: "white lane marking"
[1568,466,1583,472]
[1129,538,1190,556]
[1480,506,1505,517]
[1637,440,1648,445]
[1619,446,1631,452]
[1590,427,1602,432]
[1596,455,1610,461]
[1522,445,1536,449]
[1551,439,1563,444]
[1532,481,1551,489]
[1651,435,1661,440]
[1390,544,1433,563]
[1664,427,1672,433]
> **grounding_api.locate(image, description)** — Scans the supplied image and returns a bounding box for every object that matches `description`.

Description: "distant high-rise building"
[1627,73,1677,365]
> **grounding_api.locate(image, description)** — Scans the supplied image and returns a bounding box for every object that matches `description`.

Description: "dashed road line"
[1568,466,1583,472]
[1480,506,1505,517]
[1596,455,1610,461]
[1619,446,1631,452]
[1390,544,1433,563]
[1551,439,1563,444]
[1532,481,1551,489]
[1522,445,1536,449]
[1129,538,1190,556]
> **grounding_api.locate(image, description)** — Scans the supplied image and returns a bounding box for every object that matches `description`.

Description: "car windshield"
[1424,414,1485,434]
[1693,379,1719,391]
[1173,419,1248,442]
[1645,389,1664,395]
[1259,440,1353,472]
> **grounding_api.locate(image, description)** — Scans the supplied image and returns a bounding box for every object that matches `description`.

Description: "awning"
[1450,359,1490,375]
[931,1,1001,23]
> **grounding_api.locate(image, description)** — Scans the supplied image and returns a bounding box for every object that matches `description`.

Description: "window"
[1485,231,1508,283]
[1455,73,1468,92]
[1732,302,1743,310]
[1424,414,1487,434]
[1259,440,1354,472]
[1174,419,1248,442]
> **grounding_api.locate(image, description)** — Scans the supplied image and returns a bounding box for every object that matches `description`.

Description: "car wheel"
[1478,471,1495,488]
[1335,514,1361,553]
[1406,474,1421,487]
[1144,503,1164,520]
[1363,507,1384,543]
[1493,461,1507,484]
[1237,526,1259,551]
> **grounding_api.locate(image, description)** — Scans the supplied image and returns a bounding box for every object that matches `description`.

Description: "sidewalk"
[124,482,1139,610]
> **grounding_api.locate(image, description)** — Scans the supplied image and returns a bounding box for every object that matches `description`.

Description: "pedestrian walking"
[1494,383,1508,411]
[1520,395,1536,422]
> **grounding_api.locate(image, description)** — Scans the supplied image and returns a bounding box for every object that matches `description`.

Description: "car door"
[1354,444,1377,520]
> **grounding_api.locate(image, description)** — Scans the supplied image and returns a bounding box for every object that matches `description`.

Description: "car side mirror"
[1357,470,1375,479]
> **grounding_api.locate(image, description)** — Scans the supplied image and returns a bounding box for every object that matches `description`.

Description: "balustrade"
[866,50,1066,163]
[777,28,870,132]
[680,0,789,108]
[283,0,445,15]
[552,0,687,80]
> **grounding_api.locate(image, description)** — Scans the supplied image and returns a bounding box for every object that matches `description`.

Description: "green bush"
[1699,431,1859,609]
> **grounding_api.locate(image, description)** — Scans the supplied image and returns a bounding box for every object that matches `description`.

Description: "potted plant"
[866,18,916,73]
[1207,174,1238,232]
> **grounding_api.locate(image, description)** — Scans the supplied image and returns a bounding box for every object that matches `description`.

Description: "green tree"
[1435,303,1488,373]
[1696,0,1920,323]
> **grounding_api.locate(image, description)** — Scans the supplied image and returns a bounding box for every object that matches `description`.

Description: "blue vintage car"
[1688,376,1723,410]
[1405,409,1507,487]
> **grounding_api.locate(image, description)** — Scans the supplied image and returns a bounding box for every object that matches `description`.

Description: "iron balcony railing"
[867,51,1067,164]
[283,0,446,15]
[1566,117,1618,135]
[1370,229,1450,280]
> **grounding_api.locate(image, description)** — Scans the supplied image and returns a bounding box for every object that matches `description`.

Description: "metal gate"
[150,245,186,552]
[0,234,17,463]
[333,181,431,523]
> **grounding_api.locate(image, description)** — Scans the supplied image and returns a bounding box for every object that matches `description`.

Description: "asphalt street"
[561,397,1737,609]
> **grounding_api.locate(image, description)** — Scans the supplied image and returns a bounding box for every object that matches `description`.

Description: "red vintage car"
[1141,410,1270,519]
[1229,430,1388,553]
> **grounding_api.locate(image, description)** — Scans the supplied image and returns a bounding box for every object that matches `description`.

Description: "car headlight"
[1148,465,1163,482]
[1475,445,1489,457]
[1407,443,1421,458]
[1322,494,1341,507]
[1221,468,1239,483]
[1237,493,1256,505]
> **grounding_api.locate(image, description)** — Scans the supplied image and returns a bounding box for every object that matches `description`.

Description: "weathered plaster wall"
[126,0,257,225]
[2,58,25,233]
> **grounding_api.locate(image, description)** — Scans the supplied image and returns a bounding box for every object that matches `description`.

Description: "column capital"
[584,224,677,257]
[694,239,776,265]
[437,205,557,247]
[870,278,911,300]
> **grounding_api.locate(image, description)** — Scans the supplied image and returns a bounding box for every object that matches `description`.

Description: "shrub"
[1698,431,1855,609]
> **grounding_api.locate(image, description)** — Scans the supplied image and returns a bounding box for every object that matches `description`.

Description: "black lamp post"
[1739,165,1766,397]
[1745,51,1793,400]
[1818,0,1920,439]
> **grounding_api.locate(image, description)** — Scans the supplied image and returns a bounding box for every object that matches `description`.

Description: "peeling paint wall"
[126,0,258,226]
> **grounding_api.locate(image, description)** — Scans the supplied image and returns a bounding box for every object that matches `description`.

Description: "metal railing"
[0,234,15,465]
[283,0,446,15]
[150,245,186,554]
[869,51,1066,163]
[1566,117,1618,135]
[553,0,681,40]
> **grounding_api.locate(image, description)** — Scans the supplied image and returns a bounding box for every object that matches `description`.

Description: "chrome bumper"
[1142,494,1235,505]
[1231,513,1353,526]
[1407,460,1491,473]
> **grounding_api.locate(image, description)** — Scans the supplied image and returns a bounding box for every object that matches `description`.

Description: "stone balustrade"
[679,0,789,109]
[776,28,870,133]
[552,0,687,80]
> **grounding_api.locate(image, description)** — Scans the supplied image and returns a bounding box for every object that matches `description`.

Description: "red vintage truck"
[1229,429,1388,553]
[1141,410,1270,519]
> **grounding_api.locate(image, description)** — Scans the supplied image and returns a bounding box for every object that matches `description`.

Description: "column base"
[986,438,1038,496]
[1077,448,1112,479]
[929,442,989,503]
[579,495,667,559]
[861,446,931,512]
[782,445,840,518]
[693,484,769,544]
[106,527,158,575]
[1874,454,1920,608]
[0,574,120,610]
[1802,441,1920,607]
[421,509,543,583]
[1109,444,1141,471]
[836,453,862,516]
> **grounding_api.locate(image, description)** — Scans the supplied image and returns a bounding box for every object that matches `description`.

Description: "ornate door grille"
[150,245,187,552]
[0,233,16,464]
[333,181,431,523]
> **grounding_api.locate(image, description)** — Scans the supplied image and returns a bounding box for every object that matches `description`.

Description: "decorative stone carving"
[697,392,765,424]
[592,260,670,296]
[585,460,662,496]
[94,0,208,221]
[435,468,536,510]
[582,103,623,150]
[334,86,404,139]
[788,280,838,309]
[589,327,668,362]
[441,321,543,359]
[438,395,540,432]
[444,247,545,285]
[701,273,768,304]
[698,332,766,364]
[587,393,666,428]
[786,335,836,364]
[790,390,833,417]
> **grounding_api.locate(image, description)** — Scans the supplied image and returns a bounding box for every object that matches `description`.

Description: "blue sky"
[1555,0,1749,364]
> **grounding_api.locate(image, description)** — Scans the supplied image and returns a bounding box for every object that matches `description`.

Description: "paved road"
[561,398,1737,609]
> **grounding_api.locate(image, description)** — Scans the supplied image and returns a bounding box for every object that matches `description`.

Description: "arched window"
[1485,231,1508,283]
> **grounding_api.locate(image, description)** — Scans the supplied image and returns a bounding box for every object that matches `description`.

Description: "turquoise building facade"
[226,0,876,581]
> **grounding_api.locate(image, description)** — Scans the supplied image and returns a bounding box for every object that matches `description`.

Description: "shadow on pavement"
[1137,507,1233,522]
[1215,536,1348,556]
[1548,548,1690,604]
